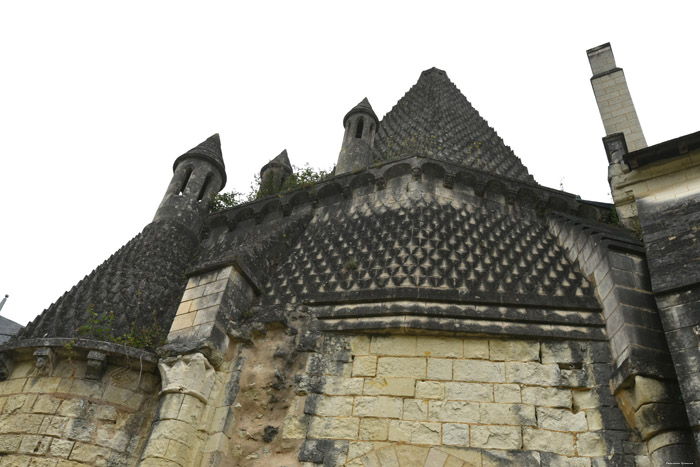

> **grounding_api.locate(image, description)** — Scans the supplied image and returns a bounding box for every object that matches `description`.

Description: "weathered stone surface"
[507,362,560,385]
[415,381,444,399]
[453,360,505,383]
[428,401,479,423]
[442,423,469,446]
[471,425,521,449]
[353,356,377,377]
[522,428,574,456]
[353,397,403,419]
[445,382,492,402]
[377,358,426,378]
[490,340,539,361]
[364,377,415,397]
[522,387,572,408]
[536,407,588,432]
[308,417,360,439]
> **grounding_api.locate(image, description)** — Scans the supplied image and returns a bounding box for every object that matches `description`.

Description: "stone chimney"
[587,43,647,153]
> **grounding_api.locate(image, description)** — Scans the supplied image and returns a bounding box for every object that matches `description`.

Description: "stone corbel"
[412,167,422,182]
[0,353,15,381]
[34,347,56,376]
[443,171,455,189]
[85,350,107,381]
[158,352,216,404]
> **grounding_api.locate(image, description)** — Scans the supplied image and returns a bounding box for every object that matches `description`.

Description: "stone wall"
[282,334,648,466]
[0,344,159,466]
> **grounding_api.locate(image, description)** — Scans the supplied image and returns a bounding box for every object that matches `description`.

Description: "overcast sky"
[1,1,698,327]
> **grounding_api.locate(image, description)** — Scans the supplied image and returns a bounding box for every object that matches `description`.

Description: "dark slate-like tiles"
[375,68,535,184]
[260,193,594,307]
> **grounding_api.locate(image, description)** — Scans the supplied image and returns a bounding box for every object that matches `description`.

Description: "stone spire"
[154,134,227,233]
[336,98,380,175]
[259,149,294,196]
[373,68,534,183]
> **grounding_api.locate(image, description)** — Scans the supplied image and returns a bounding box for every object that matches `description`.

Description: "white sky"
[1,1,698,327]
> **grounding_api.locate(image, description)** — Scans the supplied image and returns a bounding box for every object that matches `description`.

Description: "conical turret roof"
[343,97,379,127]
[375,68,534,183]
[261,149,293,177]
[173,133,227,189]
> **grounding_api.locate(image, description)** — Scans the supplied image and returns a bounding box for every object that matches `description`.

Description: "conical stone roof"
[173,133,227,190]
[375,68,534,183]
[343,97,379,127]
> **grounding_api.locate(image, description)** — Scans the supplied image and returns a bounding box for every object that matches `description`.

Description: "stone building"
[0,43,698,466]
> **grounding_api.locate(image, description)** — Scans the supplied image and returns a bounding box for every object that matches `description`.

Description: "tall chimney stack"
[587,43,647,153]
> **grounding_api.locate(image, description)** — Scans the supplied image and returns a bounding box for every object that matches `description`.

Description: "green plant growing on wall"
[210,164,333,211]
[76,305,166,352]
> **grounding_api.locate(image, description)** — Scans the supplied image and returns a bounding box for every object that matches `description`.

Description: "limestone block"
[494,384,520,403]
[424,447,449,465]
[18,435,51,455]
[445,382,492,402]
[411,422,441,444]
[522,428,574,456]
[281,414,308,439]
[490,340,539,361]
[0,434,21,453]
[453,360,505,383]
[306,395,353,417]
[572,390,598,411]
[428,401,479,423]
[577,432,607,456]
[522,387,572,408]
[353,356,377,377]
[364,377,415,397]
[443,423,469,446]
[323,376,364,396]
[427,359,453,380]
[69,441,111,464]
[158,353,215,404]
[360,418,388,440]
[437,446,482,465]
[104,386,143,411]
[49,438,74,458]
[42,414,68,437]
[376,446,400,466]
[388,420,413,442]
[354,396,403,419]
[350,336,371,355]
[377,357,426,378]
[470,425,521,450]
[31,395,62,414]
[308,416,360,440]
[416,381,444,399]
[479,403,536,426]
[536,407,588,431]
[416,337,462,358]
[403,399,428,421]
[371,336,416,356]
[395,445,429,466]
[506,362,560,385]
[463,339,489,359]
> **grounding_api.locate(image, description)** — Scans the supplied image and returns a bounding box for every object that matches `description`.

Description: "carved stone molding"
[158,352,215,404]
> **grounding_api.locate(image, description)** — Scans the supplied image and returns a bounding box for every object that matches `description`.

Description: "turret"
[258,149,293,197]
[336,98,379,175]
[153,134,227,235]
